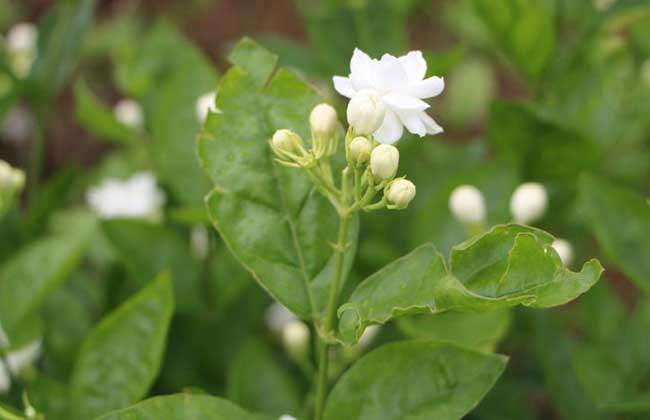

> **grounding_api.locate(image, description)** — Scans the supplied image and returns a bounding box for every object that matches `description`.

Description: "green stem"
[314,168,352,420]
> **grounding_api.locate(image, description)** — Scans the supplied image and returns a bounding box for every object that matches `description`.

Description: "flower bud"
[0,160,23,191]
[6,22,37,54]
[386,178,416,209]
[271,129,304,155]
[114,99,143,129]
[551,238,574,266]
[370,144,399,181]
[347,90,385,135]
[357,325,381,349]
[449,185,486,224]
[196,92,217,123]
[310,103,338,137]
[510,182,547,224]
[349,136,372,165]
[282,320,310,358]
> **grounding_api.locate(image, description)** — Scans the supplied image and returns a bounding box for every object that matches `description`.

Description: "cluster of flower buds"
[3,22,38,78]
[270,101,416,214]
[0,160,25,218]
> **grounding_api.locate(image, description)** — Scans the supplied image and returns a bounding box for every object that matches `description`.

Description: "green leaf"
[30,0,95,96]
[323,341,507,420]
[93,394,269,420]
[397,310,511,351]
[0,233,88,338]
[74,80,135,144]
[228,37,279,87]
[198,39,359,320]
[227,339,301,416]
[573,299,650,412]
[338,225,602,344]
[472,0,555,79]
[101,219,204,312]
[579,174,650,291]
[70,274,174,420]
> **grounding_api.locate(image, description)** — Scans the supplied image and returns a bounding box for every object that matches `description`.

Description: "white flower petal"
[383,93,429,111]
[398,50,427,82]
[396,109,427,137]
[408,76,445,99]
[350,48,375,91]
[373,109,404,144]
[374,54,408,92]
[420,112,444,135]
[332,76,356,98]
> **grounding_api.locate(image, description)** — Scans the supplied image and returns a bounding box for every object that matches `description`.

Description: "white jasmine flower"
[346,90,385,135]
[370,144,399,181]
[449,185,486,224]
[278,416,298,420]
[510,182,548,225]
[552,238,574,266]
[86,172,165,220]
[196,92,217,123]
[0,340,42,393]
[114,99,144,129]
[357,325,381,349]
[333,48,444,144]
[6,22,38,54]
[386,178,416,209]
[265,302,296,334]
[282,320,310,357]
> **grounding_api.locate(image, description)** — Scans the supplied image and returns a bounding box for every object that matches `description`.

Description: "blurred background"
[1,0,649,419]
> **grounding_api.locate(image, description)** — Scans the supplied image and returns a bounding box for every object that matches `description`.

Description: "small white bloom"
[346,90,385,135]
[114,99,144,129]
[370,144,399,181]
[386,178,416,209]
[552,238,574,266]
[449,185,486,224]
[196,92,217,123]
[265,302,296,334]
[348,136,372,164]
[334,48,444,144]
[278,415,298,420]
[282,320,310,356]
[86,172,165,220]
[6,22,38,54]
[510,182,548,224]
[309,103,339,137]
[357,325,381,349]
[0,340,42,393]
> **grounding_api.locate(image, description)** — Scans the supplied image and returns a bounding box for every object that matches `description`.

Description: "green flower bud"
[349,136,372,165]
[370,144,399,181]
[386,178,416,209]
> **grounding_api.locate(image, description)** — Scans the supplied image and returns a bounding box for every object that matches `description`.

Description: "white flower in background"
[6,23,37,54]
[190,225,209,260]
[196,92,217,123]
[282,319,310,357]
[357,325,381,349]
[265,302,296,334]
[449,185,486,224]
[278,415,298,420]
[86,172,165,220]
[1,106,35,143]
[552,238,574,266]
[510,182,548,225]
[333,48,444,144]
[370,144,399,180]
[0,340,42,394]
[114,99,144,129]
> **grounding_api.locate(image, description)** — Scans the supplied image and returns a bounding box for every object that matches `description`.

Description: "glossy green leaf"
[397,310,511,351]
[198,39,359,320]
[102,219,204,312]
[227,339,301,416]
[70,274,174,420]
[338,225,602,344]
[323,341,507,420]
[0,233,88,338]
[472,0,555,78]
[579,174,650,291]
[74,80,135,144]
[228,37,278,87]
[93,394,269,420]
